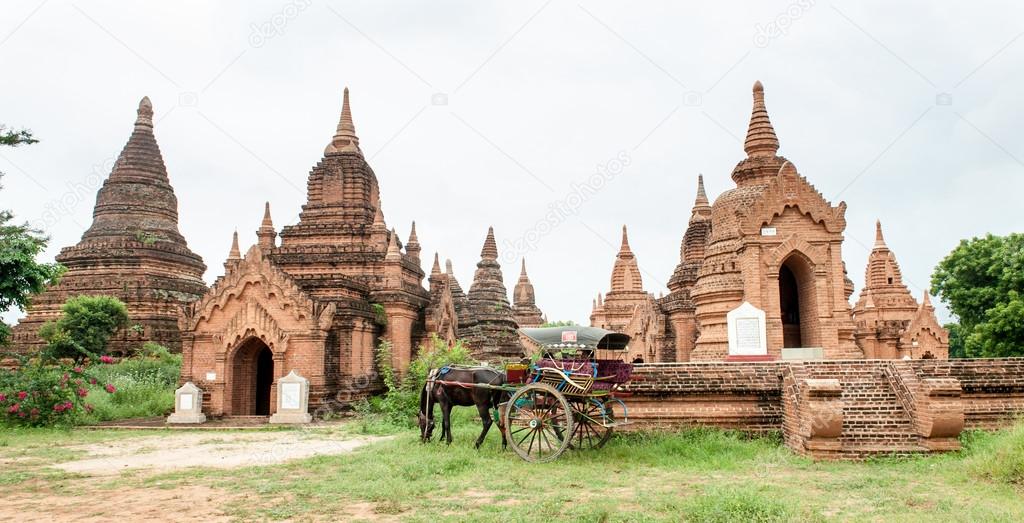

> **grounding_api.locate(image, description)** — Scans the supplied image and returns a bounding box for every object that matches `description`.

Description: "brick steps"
[801,362,928,458]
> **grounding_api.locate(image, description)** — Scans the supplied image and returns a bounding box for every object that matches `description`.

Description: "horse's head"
[418,411,435,442]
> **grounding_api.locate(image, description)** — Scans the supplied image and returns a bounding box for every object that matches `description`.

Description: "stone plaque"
[269,370,312,424]
[727,301,768,356]
[167,382,206,424]
[179,393,194,411]
[735,318,762,353]
[280,382,301,410]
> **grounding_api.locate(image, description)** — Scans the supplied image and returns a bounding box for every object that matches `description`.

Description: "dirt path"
[0,429,392,522]
[54,431,389,476]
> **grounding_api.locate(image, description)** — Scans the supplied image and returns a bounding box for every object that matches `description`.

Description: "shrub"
[0,356,117,427]
[80,345,180,422]
[39,295,128,361]
[370,335,475,426]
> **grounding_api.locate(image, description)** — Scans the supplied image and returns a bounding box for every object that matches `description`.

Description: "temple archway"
[778,254,818,349]
[231,337,275,416]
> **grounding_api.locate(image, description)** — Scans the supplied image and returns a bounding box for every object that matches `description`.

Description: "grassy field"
[0,413,1021,522]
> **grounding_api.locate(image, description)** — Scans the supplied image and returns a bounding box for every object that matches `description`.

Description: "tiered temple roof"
[512,259,545,328]
[461,227,522,359]
[10,97,207,355]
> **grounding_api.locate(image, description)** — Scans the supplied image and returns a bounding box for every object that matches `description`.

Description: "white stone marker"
[167,382,207,424]
[269,370,312,424]
[727,301,768,356]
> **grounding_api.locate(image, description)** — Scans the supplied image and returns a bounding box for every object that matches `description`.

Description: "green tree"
[0,126,37,147]
[39,295,129,361]
[943,323,966,359]
[1,125,61,346]
[932,233,1024,357]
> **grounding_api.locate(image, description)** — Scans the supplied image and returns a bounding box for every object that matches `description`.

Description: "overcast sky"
[3,1,1023,327]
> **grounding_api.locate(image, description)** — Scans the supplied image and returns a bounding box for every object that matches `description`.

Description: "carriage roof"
[518,326,630,351]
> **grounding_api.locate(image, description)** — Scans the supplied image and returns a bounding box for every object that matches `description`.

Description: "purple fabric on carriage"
[596,360,633,383]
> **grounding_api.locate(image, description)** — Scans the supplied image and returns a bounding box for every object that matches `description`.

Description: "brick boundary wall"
[621,358,1024,459]
[909,358,1024,430]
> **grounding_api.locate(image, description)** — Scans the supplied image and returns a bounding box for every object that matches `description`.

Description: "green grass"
[0,414,1022,522]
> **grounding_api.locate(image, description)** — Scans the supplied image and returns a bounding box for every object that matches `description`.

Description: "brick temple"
[591,81,949,363]
[9,98,208,355]
[178,90,522,415]
[12,81,1018,460]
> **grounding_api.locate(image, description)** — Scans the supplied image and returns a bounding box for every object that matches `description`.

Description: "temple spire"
[874,219,887,248]
[695,174,709,207]
[135,96,154,128]
[481,226,498,261]
[743,80,780,158]
[406,221,421,261]
[228,230,241,260]
[520,258,528,278]
[327,87,361,154]
[690,174,712,221]
[257,202,276,250]
[385,228,401,261]
[431,252,442,276]
[610,225,643,293]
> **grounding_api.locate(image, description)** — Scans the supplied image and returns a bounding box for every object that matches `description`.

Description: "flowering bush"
[0,356,117,427]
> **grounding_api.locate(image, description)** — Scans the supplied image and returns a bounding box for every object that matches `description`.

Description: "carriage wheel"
[569,398,614,450]
[504,383,574,463]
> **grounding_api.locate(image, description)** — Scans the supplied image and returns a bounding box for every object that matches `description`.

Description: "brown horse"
[418,366,507,449]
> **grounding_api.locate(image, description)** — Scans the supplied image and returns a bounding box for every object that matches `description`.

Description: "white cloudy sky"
[3,1,1023,327]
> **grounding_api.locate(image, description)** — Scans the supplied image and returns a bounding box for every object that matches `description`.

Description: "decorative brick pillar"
[782,370,843,458]
[383,305,418,375]
[914,378,964,451]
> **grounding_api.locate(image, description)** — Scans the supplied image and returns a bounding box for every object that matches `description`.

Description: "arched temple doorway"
[778,254,817,349]
[231,338,275,416]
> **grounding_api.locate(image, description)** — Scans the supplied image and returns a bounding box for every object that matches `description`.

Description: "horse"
[418,366,507,450]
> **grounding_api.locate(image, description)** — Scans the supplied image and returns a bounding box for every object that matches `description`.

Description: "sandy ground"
[0,429,390,522]
[54,431,388,476]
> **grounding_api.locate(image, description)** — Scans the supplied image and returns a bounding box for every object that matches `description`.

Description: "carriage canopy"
[518,326,630,351]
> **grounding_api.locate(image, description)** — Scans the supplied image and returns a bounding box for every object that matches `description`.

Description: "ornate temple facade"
[851,222,948,359]
[178,91,528,416]
[180,89,439,415]
[10,98,207,355]
[590,226,663,362]
[591,81,948,362]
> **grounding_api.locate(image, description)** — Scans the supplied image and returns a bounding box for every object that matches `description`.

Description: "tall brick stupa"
[10,97,207,355]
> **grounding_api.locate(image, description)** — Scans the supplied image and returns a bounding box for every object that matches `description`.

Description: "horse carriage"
[421,326,635,463]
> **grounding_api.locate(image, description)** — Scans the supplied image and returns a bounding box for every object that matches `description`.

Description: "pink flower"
[99,356,114,364]
[16,391,27,400]
[89,378,97,385]
[0,393,6,402]
[8,404,20,414]
[53,403,65,412]
[77,388,89,398]
[72,366,84,374]
[104,384,116,394]
[64,401,73,410]
[17,412,25,418]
